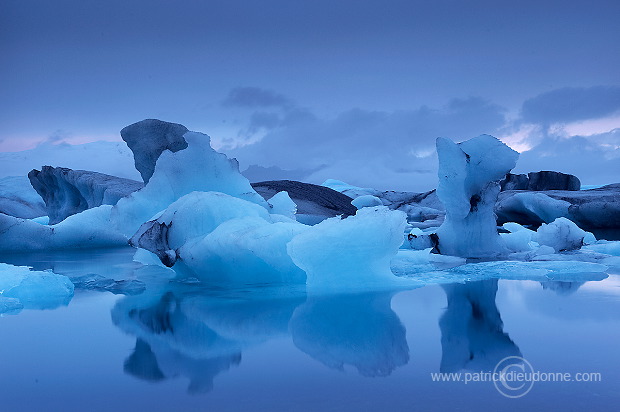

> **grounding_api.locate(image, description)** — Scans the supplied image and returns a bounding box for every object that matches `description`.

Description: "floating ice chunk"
[404,228,435,250]
[287,206,407,290]
[267,191,297,220]
[0,297,23,315]
[502,222,529,233]
[130,192,272,267]
[533,217,595,252]
[351,195,383,209]
[392,248,433,265]
[390,249,465,278]
[322,179,445,227]
[71,274,146,295]
[0,263,74,310]
[535,245,556,255]
[179,217,308,284]
[583,240,620,256]
[495,192,570,225]
[434,135,519,258]
[496,183,620,231]
[447,260,608,282]
[321,179,376,198]
[500,225,536,253]
[0,206,127,251]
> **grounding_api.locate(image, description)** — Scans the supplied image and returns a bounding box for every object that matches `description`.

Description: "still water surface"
[1,248,619,411]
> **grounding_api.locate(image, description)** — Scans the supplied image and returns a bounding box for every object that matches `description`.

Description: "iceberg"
[0,297,23,314]
[112,131,268,236]
[323,179,444,229]
[495,192,571,226]
[178,216,308,284]
[434,135,519,258]
[130,191,272,267]
[266,191,297,220]
[28,166,143,224]
[0,206,127,251]
[351,194,383,209]
[497,183,620,232]
[0,130,268,251]
[287,206,407,290]
[0,263,74,312]
[533,217,596,253]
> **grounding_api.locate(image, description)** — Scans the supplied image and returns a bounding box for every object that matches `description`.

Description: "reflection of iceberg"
[540,280,585,295]
[290,292,409,377]
[439,280,521,372]
[111,284,305,393]
[112,281,412,391]
[124,338,242,394]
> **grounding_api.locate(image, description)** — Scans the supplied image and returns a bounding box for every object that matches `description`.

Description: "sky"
[1,0,619,190]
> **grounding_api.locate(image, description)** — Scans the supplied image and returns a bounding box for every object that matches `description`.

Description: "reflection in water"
[112,284,305,393]
[111,285,413,391]
[112,279,534,391]
[540,280,585,295]
[124,337,242,394]
[439,280,521,372]
[290,292,409,377]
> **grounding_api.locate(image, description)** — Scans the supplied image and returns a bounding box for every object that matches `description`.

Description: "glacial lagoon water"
[1,248,619,412]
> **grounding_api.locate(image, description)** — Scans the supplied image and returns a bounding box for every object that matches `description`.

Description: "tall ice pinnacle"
[434,135,519,258]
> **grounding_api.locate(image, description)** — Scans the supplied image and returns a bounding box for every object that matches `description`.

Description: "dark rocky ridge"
[501,171,581,191]
[251,180,357,221]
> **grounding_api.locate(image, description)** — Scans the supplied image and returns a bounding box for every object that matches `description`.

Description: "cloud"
[37,130,72,147]
[226,96,507,191]
[222,87,293,109]
[521,86,620,125]
[222,86,620,191]
[514,129,620,185]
